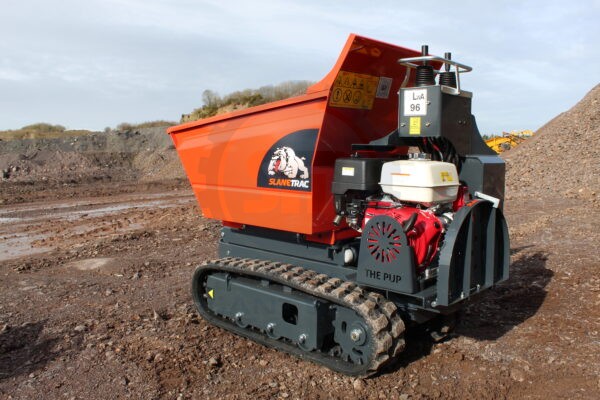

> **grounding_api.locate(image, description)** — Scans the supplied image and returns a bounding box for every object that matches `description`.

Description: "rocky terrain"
[504,84,600,203]
[0,86,599,399]
[0,126,186,205]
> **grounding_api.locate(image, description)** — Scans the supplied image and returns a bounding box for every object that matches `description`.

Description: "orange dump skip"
[168,34,425,235]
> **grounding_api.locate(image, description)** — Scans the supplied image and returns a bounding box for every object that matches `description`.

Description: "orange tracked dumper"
[168,34,509,376]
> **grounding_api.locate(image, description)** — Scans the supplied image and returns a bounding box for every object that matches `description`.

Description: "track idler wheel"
[332,307,372,365]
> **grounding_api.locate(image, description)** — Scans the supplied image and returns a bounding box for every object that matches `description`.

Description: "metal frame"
[435,200,509,307]
[398,55,472,95]
[206,272,333,351]
[219,198,509,319]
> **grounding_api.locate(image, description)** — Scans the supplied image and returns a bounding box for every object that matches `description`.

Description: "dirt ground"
[1,86,599,399]
[0,179,598,400]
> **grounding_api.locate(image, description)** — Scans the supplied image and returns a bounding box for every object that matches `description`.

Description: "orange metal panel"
[169,34,436,235]
[174,96,326,233]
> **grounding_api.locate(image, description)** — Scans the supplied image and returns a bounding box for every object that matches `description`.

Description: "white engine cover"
[379,160,459,205]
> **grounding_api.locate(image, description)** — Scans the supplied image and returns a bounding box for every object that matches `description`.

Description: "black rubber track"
[191,257,406,377]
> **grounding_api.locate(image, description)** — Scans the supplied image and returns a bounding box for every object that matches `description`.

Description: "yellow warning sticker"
[440,171,453,182]
[208,289,214,299]
[329,71,379,110]
[409,117,421,135]
[341,167,355,176]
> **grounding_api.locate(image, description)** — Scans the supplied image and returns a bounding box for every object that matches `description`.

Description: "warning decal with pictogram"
[329,71,380,110]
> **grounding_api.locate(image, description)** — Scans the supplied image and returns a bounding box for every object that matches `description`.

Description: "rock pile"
[504,84,600,202]
[0,126,185,185]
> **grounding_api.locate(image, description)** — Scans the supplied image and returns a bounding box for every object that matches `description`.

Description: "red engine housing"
[363,202,443,270]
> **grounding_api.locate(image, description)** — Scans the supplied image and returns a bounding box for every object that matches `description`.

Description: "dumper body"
[169,34,509,376]
[169,35,423,236]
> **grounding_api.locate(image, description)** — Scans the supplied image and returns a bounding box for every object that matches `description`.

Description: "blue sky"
[1,0,599,135]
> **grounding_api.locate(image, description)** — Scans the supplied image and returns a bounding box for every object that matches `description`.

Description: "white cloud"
[0,67,36,82]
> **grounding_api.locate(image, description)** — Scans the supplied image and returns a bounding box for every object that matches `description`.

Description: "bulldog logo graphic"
[267,147,309,179]
[257,129,317,192]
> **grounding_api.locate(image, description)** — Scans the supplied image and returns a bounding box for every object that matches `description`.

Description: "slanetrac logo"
[267,146,309,189]
[257,129,317,192]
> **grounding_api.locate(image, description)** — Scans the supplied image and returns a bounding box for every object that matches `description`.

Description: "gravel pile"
[504,84,600,203]
[0,126,184,184]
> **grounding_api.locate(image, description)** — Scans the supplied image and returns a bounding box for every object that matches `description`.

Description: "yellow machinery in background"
[485,130,534,153]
